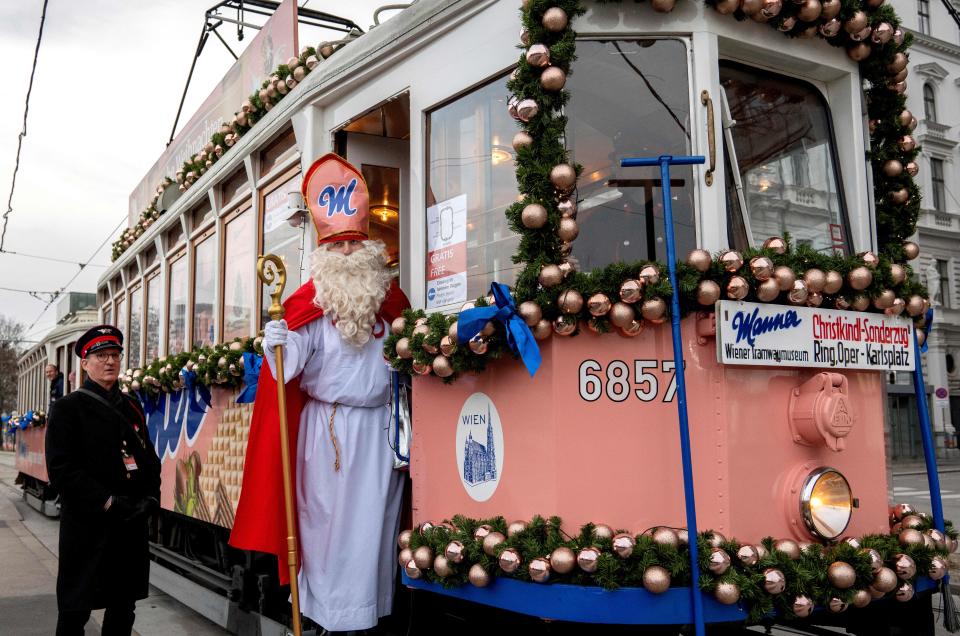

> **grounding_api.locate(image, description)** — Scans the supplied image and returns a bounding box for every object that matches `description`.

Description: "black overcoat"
[45,378,161,611]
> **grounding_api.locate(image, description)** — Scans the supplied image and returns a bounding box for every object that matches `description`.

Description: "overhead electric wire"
[0,249,108,268]
[0,0,50,251]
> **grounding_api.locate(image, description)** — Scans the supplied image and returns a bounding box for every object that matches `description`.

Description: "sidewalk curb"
[892,468,960,477]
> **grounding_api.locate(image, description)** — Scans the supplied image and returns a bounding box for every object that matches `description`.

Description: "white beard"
[310,240,393,347]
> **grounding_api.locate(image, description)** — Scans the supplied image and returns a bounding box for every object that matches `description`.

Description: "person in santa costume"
[229,153,409,633]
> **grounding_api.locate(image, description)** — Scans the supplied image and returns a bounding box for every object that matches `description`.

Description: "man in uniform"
[46,325,161,636]
[45,362,64,410]
[231,154,409,633]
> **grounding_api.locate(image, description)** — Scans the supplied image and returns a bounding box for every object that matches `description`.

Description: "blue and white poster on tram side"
[716,300,915,371]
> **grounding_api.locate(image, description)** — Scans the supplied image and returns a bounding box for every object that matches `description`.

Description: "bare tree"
[0,315,25,414]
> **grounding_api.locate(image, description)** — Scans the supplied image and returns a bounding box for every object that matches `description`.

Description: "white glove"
[263,319,289,350]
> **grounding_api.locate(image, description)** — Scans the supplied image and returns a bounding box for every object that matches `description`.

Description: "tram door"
[335,93,410,285]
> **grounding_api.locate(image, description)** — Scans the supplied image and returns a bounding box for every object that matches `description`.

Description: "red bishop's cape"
[229,278,410,583]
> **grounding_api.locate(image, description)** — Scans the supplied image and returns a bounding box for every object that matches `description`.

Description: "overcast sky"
[0,0,389,345]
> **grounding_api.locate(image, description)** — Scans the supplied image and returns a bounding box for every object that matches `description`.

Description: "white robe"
[265,317,403,631]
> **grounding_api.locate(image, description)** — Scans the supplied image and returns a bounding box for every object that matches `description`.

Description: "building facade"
[887,0,960,459]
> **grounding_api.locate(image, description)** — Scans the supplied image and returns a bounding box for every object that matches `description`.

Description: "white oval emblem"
[455,392,504,502]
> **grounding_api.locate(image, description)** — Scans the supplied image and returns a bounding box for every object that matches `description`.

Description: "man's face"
[80,348,122,387]
[326,239,363,256]
[44,366,56,380]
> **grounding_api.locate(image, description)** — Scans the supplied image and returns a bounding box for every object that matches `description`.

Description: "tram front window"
[720,62,850,255]
[565,39,695,268]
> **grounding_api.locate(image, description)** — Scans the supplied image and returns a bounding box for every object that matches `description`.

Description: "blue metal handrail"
[621,154,706,636]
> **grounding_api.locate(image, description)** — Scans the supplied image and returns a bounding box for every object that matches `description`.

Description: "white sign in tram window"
[425,194,467,309]
[716,300,915,371]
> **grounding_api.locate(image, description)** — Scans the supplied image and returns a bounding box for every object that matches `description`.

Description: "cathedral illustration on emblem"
[462,403,497,485]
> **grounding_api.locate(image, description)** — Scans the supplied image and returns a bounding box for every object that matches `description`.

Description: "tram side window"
[193,235,216,348]
[115,297,126,365]
[168,252,188,354]
[128,285,143,369]
[565,39,695,267]
[102,304,112,327]
[145,273,161,362]
[720,62,850,255]
[223,207,255,341]
[260,170,306,327]
[426,72,520,309]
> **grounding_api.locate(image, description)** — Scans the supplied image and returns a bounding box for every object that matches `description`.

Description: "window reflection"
[145,274,160,361]
[426,73,520,307]
[115,297,126,366]
[193,236,216,348]
[223,208,255,340]
[168,254,188,354]
[128,286,143,369]
[261,172,308,327]
[721,62,849,254]
[566,39,695,268]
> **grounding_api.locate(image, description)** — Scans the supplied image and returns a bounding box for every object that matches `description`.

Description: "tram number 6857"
[578,359,680,403]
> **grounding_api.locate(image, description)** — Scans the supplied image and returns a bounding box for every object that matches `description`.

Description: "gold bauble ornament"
[473,524,493,541]
[639,264,661,285]
[433,554,454,578]
[550,164,577,192]
[396,337,413,359]
[899,135,916,152]
[554,315,577,336]
[542,6,569,31]
[516,99,539,122]
[885,298,906,316]
[763,236,788,254]
[760,0,783,19]
[905,161,919,177]
[558,289,584,314]
[404,559,421,579]
[432,355,454,378]
[737,544,760,566]
[927,528,947,549]
[903,241,920,260]
[929,556,949,580]
[803,269,826,293]
[619,279,643,304]
[873,290,896,310]
[587,293,612,317]
[398,547,413,568]
[413,545,434,570]
[558,198,576,218]
[788,280,809,305]
[889,264,907,286]
[612,533,635,558]
[412,360,432,375]
[705,531,726,548]
[532,319,553,341]
[847,43,871,62]
[558,217,579,242]
[852,589,872,608]
[847,267,873,291]
[714,0,739,13]
[529,557,551,583]
[715,582,741,605]
[687,249,713,272]
[445,540,465,563]
[521,203,548,229]
[773,266,795,291]
[577,547,601,573]
[719,250,744,272]
[807,292,823,307]
[468,336,488,355]
[889,188,910,205]
[828,597,848,613]
[778,15,797,31]
[539,264,563,287]
[609,302,636,329]
[652,527,679,548]
[697,280,722,306]
[482,531,506,556]
[863,548,884,574]
[895,581,914,602]
[439,336,458,357]
[883,159,904,177]
[844,10,868,33]
[792,595,814,618]
[796,0,820,21]
[821,0,840,18]
[643,566,671,594]
[917,330,927,348]
[894,553,916,579]
[820,271,843,295]
[525,43,551,67]
[641,298,668,322]
[887,52,909,73]
[468,563,491,587]
[507,520,527,537]
[512,131,534,151]
[763,568,787,594]
[518,301,543,327]
[873,567,898,593]
[774,539,801,560]
[540,66,567,92]
[750,256,775,281]
[619,320,644,338]
[651,0,677,11]
[391,316,407,336]
[593,524,614,541]
[851,295,870,311]
[819,18,841,37]
[708,548,731,575]
[499,548,522,573]
[828,561,856,589]
[726,276,749,301]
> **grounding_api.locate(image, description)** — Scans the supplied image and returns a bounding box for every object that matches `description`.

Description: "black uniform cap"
[74,324,124,358]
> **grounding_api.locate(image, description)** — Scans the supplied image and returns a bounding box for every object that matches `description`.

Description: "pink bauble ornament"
[792,595,814,618]
[750,256,774,281]
[577,547,601,573]
[529,557,551,583]
[726,276,749,300]
[719,250,744,272]
[612,533,636,558]
[763,568,786,594]
[499,548,522,574]
[525,43,550,67]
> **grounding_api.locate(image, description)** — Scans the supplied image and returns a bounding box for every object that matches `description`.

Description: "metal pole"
[912,324,946,532]
[168,24,209,145]
[621,154,706,636]
[257,254,303,636]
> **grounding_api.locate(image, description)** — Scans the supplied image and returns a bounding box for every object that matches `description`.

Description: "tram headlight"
[799,467,853,540]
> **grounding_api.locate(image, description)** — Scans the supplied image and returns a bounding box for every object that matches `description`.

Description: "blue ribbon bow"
[457,283,541,377]
[236,352,263,403]
[180,368,212,414]
[921,308,934,354]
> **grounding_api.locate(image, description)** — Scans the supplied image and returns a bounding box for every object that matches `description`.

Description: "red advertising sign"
[128,0,299,222]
